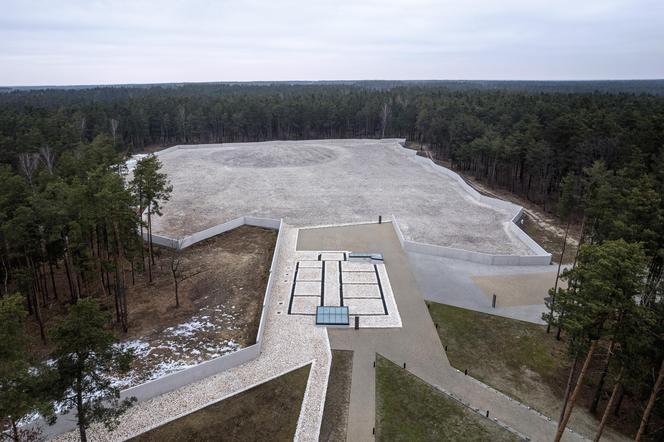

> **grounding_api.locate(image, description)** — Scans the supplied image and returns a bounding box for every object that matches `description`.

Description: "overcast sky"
[1,0,663,86]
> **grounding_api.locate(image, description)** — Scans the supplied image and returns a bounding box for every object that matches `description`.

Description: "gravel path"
[52,225,331,441]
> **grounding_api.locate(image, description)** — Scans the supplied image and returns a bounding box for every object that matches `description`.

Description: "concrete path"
[297,222,585,442]
[408,250,568,324]
[53,225,331,442]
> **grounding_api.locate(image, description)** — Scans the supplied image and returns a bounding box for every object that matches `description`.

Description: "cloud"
[0,0,662,85]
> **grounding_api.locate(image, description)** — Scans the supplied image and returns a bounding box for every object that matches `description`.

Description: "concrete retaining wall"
[394,144,551,266]
[41,216,283,439]
[390,213,551,266]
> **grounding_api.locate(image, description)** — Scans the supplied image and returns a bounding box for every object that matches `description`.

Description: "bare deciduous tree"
[380,102,390,138]
[110,118,119,145]
[169,244,205,308]
[39,145,56,175]
[18,152,40,188]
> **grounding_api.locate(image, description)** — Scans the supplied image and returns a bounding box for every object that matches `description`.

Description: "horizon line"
[2,78,664,89]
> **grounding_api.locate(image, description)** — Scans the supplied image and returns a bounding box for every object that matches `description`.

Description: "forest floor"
[130,363,311,441]
[375,354,519,442]
[427,302,646,441]
[320,350,354,442]
[28,225,276,389]
[406,142,580,264]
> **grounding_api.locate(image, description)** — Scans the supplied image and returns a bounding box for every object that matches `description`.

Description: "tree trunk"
[635,358,664,441]
[49,260,58,300]
[613,388,626,417]
[148,208,155,265]
[113,221,128,332]
[591,340,615,414]
[63,235,78,301]
[555,340,598,442]
[1,255,8,297]
[594,369,622,442]
[559,354,579,423]
[147,209,153,283]
[76,375,88,442]
[28,258,46,342]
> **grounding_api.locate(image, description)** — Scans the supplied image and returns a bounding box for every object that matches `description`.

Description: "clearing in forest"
[116,225,277,387]
[151,139,533,256]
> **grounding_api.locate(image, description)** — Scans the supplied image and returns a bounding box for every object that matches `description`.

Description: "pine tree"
[52,299,136,442]
[0,294,55,441]
[130,155,172,283]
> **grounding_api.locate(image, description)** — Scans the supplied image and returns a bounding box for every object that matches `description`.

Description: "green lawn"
[320,350,354,442]
[427,302,569,414]
[375,354,519,442]
[131,364,311,442]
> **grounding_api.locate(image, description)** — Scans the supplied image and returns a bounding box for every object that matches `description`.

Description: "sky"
[1,0,663,86]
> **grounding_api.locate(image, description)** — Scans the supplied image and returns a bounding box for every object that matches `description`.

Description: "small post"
[435,323,438,329]
[373,360,375,368]
[373,427,375,435]
[445,345,448,351]
[486,410,489,418]
[379,215,382,224]
[492,293,497,308]
[355,316,359,330]
[464,369,468,375]
[403,362,406,369]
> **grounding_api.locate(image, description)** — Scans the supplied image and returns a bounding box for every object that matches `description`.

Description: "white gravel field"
[151,139,532,255]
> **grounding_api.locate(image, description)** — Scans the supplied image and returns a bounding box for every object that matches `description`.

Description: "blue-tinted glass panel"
[316,306,349,325]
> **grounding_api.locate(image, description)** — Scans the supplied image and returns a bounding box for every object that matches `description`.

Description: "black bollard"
[373,361,375,368]
[445,345,448,351]
[464,369,468,375]
[486,410,489,418]
[403,362,406,369]
[492,293,496,308]
[355,316,359,330]
[379,215,382,224]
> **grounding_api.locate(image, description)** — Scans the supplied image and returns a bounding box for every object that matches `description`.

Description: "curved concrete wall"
[40,217,284,439]
[391,146,551,266]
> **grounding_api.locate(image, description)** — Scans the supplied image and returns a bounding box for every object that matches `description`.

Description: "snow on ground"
[124,153,148,175]
[113,312,243,389]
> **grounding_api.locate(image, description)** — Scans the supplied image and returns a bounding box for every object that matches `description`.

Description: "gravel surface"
[151,139,531,255]
[52,225,331,442]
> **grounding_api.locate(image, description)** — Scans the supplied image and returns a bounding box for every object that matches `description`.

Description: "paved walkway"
[408,250,566,324]
[297,222,585,442]
[53,225,331,441]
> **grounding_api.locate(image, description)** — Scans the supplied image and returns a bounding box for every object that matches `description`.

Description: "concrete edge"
[294,329,332,441]
[40,216,284,439]
[394,141,551,266]
[123,359,317,440]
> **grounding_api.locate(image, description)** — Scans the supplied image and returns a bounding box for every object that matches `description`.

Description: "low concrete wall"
[394,144,551,266]
[42,216,283,439]
[390,214,551,266]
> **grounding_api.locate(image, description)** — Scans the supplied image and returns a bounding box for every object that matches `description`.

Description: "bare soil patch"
[25,225,276,388]
[117,225,276,385]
